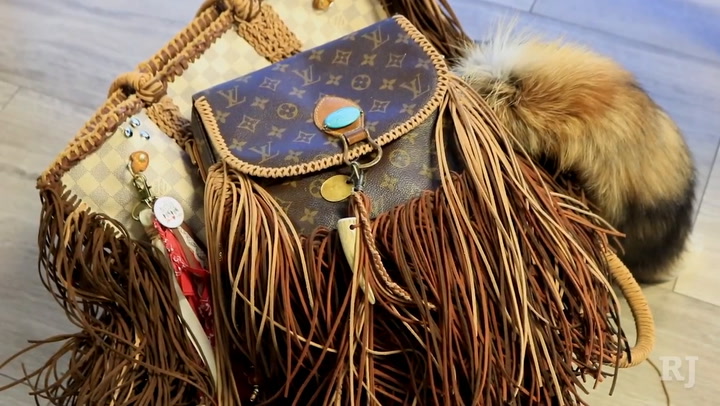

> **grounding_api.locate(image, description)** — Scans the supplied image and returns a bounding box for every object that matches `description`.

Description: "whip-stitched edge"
[605,249,655,368]
[236,2,302,63]
[38,92,145,187]
[37,4,238,188]
[156,11,235,86]
[194,15,451,179]
[107,11,234,106]
[139,5,221,76]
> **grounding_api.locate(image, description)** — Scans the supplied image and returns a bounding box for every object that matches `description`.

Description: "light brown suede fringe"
[201,73,632,405]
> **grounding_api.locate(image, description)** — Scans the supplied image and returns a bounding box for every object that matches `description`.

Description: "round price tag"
[153,196,185,229]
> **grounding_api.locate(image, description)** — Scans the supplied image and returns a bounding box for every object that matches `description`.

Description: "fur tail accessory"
[452,20,696,284]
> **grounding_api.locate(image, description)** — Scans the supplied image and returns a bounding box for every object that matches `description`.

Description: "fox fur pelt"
[452,24,696,283]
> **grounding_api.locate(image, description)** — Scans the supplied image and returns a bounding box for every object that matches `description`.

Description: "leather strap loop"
[196,0,263,21]
[226,0,263,22]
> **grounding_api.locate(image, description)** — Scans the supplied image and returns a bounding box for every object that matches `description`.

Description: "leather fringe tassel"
[204,72,628,406]
[384,0,472,61]
[0,183,216,406]
[204,164,313,405]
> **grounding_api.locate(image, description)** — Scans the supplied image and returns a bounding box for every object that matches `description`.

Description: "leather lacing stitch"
[157,11,235,85]
[39,92,145,186]
[107,11,234,104]
[195,15,451,179]
[37,0,266,188]
[102,11,236,153]
[140,5,221,76]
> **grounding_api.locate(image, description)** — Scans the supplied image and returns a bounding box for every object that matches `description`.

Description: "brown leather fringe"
[0,181,216,406]
[203,73,628,406]
[384,0,472,61]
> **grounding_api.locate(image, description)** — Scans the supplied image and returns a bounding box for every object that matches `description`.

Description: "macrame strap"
[108,71,166,104]
[236,3,302,62]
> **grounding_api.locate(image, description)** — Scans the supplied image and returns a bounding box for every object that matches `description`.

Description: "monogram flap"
[191,15,449,178]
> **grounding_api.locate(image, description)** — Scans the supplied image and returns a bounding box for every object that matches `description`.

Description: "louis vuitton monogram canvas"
[61,112,206,243]
[166,0,388,121]
[260,113,449,234]
[193,17,441,173]
[191,16,452,232]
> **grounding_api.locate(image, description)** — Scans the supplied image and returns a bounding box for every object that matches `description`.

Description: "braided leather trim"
[38,2,253,186]
[97,1,301,166]
[107,11,235,105]
[236,2,302,63]
[193,15,450,179]
[38,92,145,187]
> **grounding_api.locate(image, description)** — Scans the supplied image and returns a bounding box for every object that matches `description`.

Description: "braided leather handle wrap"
[606,250,656,368]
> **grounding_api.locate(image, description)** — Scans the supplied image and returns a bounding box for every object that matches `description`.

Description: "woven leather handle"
[605,250,655,368]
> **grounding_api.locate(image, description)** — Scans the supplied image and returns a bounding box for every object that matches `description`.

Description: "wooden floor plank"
[0,89,92,381]
[580,283,720,405]
[452,0,535,11]
[0,0,198,109]
[0,375,43,406]
[674,145,720,305]
[0,80,18,109]
[532,0,720,63]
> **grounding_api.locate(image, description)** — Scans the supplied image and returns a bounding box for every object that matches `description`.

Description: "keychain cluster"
[128,149,216,345]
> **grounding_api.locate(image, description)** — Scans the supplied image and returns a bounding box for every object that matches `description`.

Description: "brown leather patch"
[313,96,359,133]
[345,127,368,145]
[313,96,368,145]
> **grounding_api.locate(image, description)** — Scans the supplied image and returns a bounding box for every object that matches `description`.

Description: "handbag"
[190,15,655,406]
[0,1,478,405]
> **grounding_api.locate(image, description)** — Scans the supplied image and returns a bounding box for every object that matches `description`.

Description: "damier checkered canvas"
[61,111,206,244]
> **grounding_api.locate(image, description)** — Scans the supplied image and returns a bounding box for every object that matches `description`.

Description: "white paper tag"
[153,196,185,229]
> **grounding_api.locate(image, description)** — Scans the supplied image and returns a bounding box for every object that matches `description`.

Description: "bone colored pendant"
[337,217,376,304]
[321,174,354,202]
[129,151,149,173]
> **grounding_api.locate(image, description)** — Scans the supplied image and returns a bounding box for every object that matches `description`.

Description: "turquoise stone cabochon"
[324,106,363,130]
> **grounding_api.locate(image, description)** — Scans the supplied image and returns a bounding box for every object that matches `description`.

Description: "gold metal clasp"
[349,161,365,192]
[313,0,334,11]
[339,131,383,170]
[131,172,155,203]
